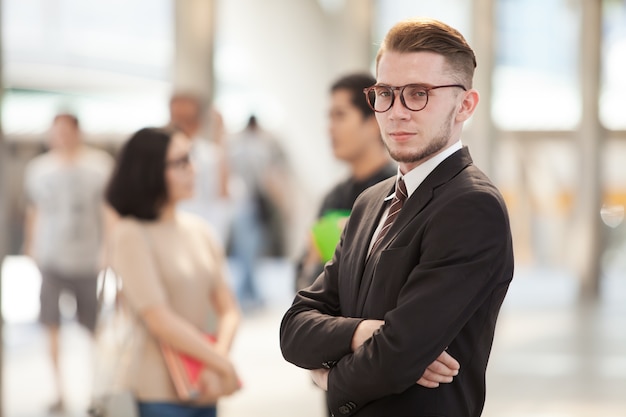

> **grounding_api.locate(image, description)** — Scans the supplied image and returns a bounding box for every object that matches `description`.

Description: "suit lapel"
[347,178,394,314]
[384,148,473,250]
[354,148,474,316]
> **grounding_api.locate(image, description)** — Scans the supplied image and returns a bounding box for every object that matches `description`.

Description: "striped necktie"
[371,177,408,253]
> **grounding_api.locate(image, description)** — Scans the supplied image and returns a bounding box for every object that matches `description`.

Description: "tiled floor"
[2,258,626,417]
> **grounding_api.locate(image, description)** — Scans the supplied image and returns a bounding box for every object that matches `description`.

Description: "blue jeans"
[138,402,217,417]
[229,202,263,306]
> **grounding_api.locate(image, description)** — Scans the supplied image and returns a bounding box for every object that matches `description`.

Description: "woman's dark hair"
[106,127,173,220]
[331,73,377,120]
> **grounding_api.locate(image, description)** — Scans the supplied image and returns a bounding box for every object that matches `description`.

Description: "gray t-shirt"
[25,147,113,275]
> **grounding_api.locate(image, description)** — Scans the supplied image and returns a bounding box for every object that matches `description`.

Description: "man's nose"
[388,91,411,119]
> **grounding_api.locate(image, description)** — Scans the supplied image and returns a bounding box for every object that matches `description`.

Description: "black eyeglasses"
[363,83,467,113]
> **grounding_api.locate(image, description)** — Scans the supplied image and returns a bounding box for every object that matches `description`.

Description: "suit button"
[339,405,350,414]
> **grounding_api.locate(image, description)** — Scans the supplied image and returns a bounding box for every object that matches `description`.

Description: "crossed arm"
[281,191,511,414]
[309,319,460,391]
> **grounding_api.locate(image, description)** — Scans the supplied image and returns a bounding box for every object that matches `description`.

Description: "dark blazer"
[280,148,514,417]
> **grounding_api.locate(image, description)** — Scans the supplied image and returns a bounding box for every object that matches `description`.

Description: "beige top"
[110,212,223,402]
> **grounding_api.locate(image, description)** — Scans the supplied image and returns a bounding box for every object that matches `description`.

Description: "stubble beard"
[385,107,456,164]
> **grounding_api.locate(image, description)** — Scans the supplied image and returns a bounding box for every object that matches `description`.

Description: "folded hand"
[198,361,241,401]
[416,350,460,388]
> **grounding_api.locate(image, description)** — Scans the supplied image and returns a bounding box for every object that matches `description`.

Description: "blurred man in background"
[295,73,395,293]
[23,113,113,413]
[168,92,233,245]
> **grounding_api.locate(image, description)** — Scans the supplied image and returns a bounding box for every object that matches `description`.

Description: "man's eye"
[406,88,427,98]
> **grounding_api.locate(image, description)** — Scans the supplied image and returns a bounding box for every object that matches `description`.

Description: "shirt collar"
[386,141,463,201]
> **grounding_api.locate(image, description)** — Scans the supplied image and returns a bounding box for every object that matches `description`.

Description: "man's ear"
[456,89,480,123]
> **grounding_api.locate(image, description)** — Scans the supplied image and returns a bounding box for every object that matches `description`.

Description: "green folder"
[311,210,351,263]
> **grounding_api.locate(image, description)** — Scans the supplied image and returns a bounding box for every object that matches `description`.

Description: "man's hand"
[351,319,384,351]
[310,368,330,391]
[416,350,460,388]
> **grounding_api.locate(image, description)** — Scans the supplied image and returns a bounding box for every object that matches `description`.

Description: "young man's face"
[328,89,379,163]
[375,50,474,173]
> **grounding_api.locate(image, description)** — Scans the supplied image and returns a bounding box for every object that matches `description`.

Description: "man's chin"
[388,141,448,165]
[388,150,422,164]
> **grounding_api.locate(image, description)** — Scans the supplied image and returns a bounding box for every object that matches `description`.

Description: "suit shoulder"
[438,178,510,232]
[446,164,503,197]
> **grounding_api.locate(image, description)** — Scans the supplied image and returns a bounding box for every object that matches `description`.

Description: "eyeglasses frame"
[363,83,467,113]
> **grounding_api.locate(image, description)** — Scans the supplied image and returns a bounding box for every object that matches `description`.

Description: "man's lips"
[388,132,414,142]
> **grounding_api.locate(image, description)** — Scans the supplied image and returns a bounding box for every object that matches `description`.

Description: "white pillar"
[0,0,6,413]
[575,0,604,298]
[173,0,216,100]
[468,0,496,177]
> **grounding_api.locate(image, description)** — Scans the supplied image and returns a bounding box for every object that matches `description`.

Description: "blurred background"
[0,0,625,416]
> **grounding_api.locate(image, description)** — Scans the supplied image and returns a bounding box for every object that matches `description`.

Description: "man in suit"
[280,17,514,417]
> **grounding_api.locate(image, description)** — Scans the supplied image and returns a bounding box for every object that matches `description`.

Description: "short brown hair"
[376,18,477,88]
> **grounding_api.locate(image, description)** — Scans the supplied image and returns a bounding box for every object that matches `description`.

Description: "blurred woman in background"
[106,127,241,417]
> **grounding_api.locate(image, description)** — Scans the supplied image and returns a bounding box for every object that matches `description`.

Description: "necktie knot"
[395,177,408,204]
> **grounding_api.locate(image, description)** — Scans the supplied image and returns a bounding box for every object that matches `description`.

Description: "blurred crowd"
[20,92,294,414]
[19,69,395,417]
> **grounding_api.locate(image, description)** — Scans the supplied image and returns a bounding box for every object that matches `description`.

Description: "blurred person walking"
[23,113,114,414]
[228,115,291,312]
[106,127,241,417]
[295,73,396,292]
[168,92,232,245]
[281,18,514,416]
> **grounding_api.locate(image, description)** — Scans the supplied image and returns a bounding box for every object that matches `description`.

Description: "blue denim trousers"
[138,402,217,417]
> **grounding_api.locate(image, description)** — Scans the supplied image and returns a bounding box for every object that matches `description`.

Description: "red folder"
[160,334,217,401]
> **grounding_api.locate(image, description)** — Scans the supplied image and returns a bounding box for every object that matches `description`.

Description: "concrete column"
[326,0,373,74]
[468,0,496,177]
[173,0,216,100]
[575,0,604,299]
[0,0,5,413]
